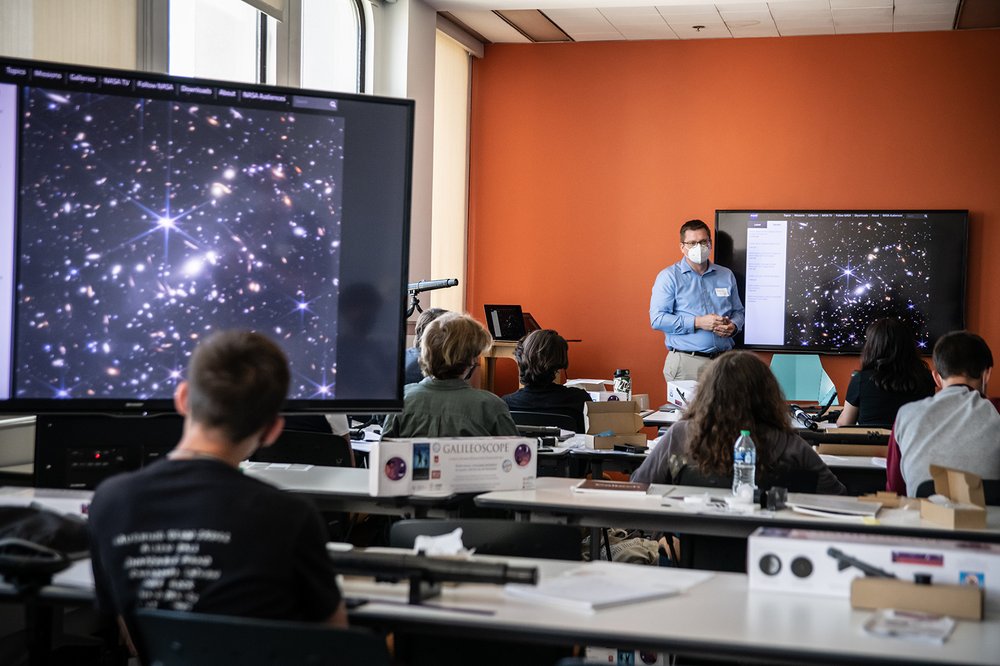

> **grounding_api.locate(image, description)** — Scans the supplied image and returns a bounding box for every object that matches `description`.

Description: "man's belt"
[669,348,722,360]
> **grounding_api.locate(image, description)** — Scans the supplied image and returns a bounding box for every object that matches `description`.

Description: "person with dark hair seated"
[502,329,591,432]
[837,318,935,426]
[887,330,1000,496]
[88,331,347,652]
[404,307,448,385]
[631,351,845,495]
[383,312,518,437]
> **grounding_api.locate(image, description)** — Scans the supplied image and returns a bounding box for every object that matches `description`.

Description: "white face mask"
[686,244,710,265]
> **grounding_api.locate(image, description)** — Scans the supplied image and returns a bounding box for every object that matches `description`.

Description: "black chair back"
[390,518,582,561]
[510,411,578,432]
[671,464,818,573]
[135,608,389,666]
[915,478,1000,505]
[251,430,353,468]
[674,464,818,494]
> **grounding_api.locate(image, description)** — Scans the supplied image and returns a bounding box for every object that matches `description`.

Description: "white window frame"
[141,0,370,94]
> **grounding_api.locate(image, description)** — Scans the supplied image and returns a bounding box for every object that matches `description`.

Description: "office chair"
[134,608,390,666]
[250,429,355,541]
[670,465,819,572]
[509,411,578,432]
[387,520,577,666]
[915,478,1000,505]
[389,518,582,561]
[251,429,354,468]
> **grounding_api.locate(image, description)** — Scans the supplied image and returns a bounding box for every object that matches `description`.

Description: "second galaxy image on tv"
[783,216,936,350]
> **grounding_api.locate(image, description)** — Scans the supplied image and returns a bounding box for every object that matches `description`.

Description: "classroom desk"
[641,409,682,427]
[475,477,1000,544]
[344,554,998,666]
[480,340,518,393]
[542,444,885,494]
[240,464,470,518]
[11,554,997,666]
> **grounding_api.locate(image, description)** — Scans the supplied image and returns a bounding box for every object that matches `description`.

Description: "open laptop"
[483,306,578,342]
[484,304,528,341]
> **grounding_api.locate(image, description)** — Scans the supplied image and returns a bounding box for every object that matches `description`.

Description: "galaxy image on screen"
[14,86,345,400]
[784,217,932,349]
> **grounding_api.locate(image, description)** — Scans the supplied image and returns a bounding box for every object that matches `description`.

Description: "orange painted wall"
[467,30,1000,404]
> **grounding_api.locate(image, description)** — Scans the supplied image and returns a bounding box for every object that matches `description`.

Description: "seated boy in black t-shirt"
[89,330,347,647]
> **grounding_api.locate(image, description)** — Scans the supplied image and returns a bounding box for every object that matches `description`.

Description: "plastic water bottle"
[732,430,756,500]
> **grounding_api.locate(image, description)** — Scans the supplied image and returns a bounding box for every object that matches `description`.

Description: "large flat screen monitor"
[0,56,412,413]
[715,210,968,354]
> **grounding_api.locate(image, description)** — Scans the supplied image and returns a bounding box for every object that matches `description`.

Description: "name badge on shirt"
[715,287,730,297]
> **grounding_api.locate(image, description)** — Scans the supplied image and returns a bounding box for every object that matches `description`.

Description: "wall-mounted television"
[0,56,413,413]
[715,210,968,354]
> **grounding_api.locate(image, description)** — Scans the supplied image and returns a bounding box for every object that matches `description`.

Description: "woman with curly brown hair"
[631,351,845,494]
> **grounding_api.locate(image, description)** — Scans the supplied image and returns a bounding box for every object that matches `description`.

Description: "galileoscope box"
[369,437,537,497]
[666,380,698,408]
[748,527,1000,611]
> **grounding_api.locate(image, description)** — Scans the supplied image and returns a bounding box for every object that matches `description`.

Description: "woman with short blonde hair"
[384,313,518,437]
[419,313,492,380]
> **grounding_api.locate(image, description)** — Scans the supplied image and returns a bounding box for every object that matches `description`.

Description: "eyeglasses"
[681,240,711,249]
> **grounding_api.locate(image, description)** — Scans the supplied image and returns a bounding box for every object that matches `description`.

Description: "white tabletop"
[475,477,1000,542]
[8,549,997,664]
[344,553,999,665]
[240,464,464,517]
[0,485,92,515]
[819,454,887,470]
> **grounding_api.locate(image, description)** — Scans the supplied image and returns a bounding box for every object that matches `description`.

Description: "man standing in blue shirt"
[650,219,745,382]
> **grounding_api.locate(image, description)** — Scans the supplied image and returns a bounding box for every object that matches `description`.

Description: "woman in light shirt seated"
[502,329,592,433]
[632,351,845,495]
[383,312,518,438]
[404,307,448,385]
[837,318,935,427]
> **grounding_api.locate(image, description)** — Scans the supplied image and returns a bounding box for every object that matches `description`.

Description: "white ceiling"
[432,0,961,44]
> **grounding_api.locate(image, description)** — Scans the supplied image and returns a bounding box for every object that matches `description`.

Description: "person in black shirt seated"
[89,331,347,651]
[404,307,448,385]
[837,318,935,426]
[502,329,592,433]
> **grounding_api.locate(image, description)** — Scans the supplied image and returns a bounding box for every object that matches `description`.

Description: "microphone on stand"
[406,279,459,317]
[408,279,459,293]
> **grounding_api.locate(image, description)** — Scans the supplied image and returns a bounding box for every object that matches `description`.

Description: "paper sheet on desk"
[53,559,95,589]
[505,562,712,613]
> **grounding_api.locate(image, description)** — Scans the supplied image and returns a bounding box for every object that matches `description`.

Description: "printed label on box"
[369,437,537,497]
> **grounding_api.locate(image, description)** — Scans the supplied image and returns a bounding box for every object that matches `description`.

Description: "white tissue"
[412,527,470,556]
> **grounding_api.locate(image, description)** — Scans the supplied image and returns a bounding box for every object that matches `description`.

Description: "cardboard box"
[919,465,987,530]
[747,527,1000,611]
[666,380,697,408]
[816,444,888,458]
[583,401,646,450]
[565,379,647,407]
[851,577,983,620]
[565,379,612,392]
[369,437,537,497]
[858,491,911,509]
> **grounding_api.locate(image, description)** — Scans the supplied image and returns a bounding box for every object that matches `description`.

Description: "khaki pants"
[663,351,710,384]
